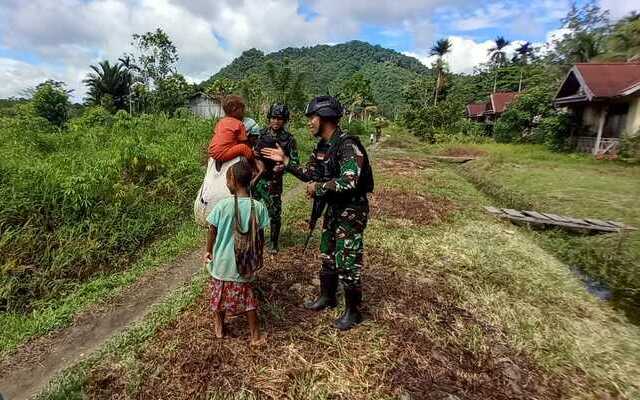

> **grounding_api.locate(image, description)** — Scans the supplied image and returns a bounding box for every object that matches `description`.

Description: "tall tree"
[265,58,307,111]
[430,38,452,105]
[488,36,510,92]
[549,1,610,65]
[339,72,374,122]
[83,60,132,111]
[603,12,640,61]
[125,28,179,87]
[513,42,534,91]
[32,81,71,127]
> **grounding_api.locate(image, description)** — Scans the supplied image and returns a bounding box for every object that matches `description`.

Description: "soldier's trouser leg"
[304,209,339,311]
[268,195,282,252]
[332,206,368,330]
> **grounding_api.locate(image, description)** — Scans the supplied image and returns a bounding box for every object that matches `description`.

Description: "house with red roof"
[465,91,519,123]
[554,63,640,155]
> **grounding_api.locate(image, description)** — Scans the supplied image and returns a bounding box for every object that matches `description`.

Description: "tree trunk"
[434,71,441,106]
[493,69,498,93]
[518,69,523,92]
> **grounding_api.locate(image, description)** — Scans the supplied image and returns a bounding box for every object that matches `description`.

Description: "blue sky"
[0,0,636,100]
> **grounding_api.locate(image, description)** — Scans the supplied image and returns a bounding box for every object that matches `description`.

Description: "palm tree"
[83,60,132,110]
[488,36,510,92]
[430,38,452,105]
[514,42,534,91]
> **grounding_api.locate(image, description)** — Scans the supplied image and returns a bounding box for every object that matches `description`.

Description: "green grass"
[451,142,640,312]
[0,111,214,313]
[0,220,202,356]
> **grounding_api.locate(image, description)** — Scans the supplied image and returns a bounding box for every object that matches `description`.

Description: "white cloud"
[405,36,537,75]
[0,0,582,100]
[600,0,639,20]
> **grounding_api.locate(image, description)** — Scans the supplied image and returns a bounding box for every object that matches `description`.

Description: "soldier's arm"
[285,152,316,182]
[316,140,362,196]
[287,136,300,168]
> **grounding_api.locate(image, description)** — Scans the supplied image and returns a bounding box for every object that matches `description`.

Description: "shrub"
[535,112,572,151]
[619,131,640,163]
[344,119,373,138]
[70,106,113,130]
[32,82,70,127]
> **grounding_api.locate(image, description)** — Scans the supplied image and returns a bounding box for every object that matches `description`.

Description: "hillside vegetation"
[202,40,429,116]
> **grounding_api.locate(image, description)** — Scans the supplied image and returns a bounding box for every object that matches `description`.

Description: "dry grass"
[85,247,565,400]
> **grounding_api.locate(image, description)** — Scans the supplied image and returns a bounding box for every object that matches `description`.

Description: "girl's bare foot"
[213,312,225,339]
[250,333,267,347]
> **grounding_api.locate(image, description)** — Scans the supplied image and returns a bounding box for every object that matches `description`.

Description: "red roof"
[490,92,518,114]
[466,102,487,117]
[574,63,640,98]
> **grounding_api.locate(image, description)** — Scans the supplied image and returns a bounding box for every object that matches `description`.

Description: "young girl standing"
[204,158,270,346]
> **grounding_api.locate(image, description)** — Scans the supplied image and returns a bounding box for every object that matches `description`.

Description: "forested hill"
[201,40,431,116]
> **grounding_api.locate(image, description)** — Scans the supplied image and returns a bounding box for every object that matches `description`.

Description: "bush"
[344,119,373,138]
[0,114,212,312]
[70,106,113,130]
[535,112,571,151]
[32,82,70,127]
[619,132,640,163]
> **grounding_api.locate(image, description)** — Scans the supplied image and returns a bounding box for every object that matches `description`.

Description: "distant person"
[204,158,270,346]
[252,103,299,253]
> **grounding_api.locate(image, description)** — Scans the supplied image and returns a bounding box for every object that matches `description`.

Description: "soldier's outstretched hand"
[261,143,288,164]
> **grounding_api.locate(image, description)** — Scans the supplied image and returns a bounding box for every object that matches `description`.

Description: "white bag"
[193,156,240,227]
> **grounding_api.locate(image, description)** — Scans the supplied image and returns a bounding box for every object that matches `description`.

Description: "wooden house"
[466,91,518,123]
[189,93,224,119]
[554,63,640,155]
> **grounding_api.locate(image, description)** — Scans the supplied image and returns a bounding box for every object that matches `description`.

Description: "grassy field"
[447,143,640,316]
[37,127,640,399]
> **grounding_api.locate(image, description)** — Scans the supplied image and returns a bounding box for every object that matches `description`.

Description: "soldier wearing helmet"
[261,96,374,331]
[253,103,299,253]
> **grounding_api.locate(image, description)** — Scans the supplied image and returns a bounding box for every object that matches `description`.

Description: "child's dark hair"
[222,95,245,115]
[227,157,252,188]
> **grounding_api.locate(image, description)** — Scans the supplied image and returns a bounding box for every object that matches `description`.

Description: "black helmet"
[267,103,290,120]
[305,96,343,119]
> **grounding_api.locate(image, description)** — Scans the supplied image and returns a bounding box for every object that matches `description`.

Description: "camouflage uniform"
[254,127,299,248]
[287,128,369,289]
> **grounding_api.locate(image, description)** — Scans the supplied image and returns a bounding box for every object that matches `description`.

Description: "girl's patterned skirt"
[209,279,258,315]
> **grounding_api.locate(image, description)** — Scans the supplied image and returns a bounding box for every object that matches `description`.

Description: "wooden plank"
[606,220,625,228]
[522,210,551,221]
[562,216,590,226]
[503,209,526,218]
[584,218,618,228]
[542,213,571,223]
[484,206,503,215]
[425,156,478,163]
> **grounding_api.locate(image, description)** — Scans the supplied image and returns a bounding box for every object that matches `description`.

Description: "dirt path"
[0,139,382,400]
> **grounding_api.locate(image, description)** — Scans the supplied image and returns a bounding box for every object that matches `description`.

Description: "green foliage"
[202,40,428,117]
[32,81,71,127]
[0,113,212,313]
[265,58,307,111]
[547,1,610,65]
[619,132,640,163]
[601,12,640,61]
[127,28,179,85]
[70,106,113,130]
[83,60,132,111]
[534,112,572,151]
[153,73,193,115]
[339,72,374,118]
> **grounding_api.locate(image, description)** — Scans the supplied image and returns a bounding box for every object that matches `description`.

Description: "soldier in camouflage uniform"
[261,96,373,331]
[253,103,299,253]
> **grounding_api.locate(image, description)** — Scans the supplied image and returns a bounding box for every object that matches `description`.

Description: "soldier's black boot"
[304,271,338,311]
[268,221,280,254]
[334,287,362,331]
